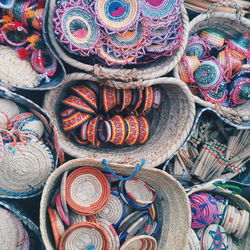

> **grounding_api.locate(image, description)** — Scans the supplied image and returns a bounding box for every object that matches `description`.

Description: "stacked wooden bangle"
[0,0,58,88]
[178,30,250,107]
[48,167,159,250]
[169,113,250,185]
[0,98,55,197]
[60,81,161,147]
[187,192,249,249]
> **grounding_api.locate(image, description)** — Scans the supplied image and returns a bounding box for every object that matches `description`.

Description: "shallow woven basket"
[0,200,44,249]
[0,46,65,91]
[43,1,189,82]
[187,181,250,249]
[43,73,195,168]
[40,158,191,250]
[173,2,250,125]
[0,86,63,199]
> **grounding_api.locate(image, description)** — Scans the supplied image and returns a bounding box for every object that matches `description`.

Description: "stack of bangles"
[0,0,58,86]
[178,29,250,107]
[60,81,161,147]
[48,167,160,250]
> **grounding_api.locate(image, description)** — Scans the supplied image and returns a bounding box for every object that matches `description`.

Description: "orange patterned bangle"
[124,115,139,146]
[137,116,150,144]
[103,86,116,113]
[108,115,126,145]
[87,116,102,147]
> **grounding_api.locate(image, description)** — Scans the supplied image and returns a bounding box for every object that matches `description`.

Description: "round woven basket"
[0,46,66,91]
[43,0,189,82]
[186,181,250,249]
[43,73,195,168]
[0,0,14,9]
[40,158,191,250]
[0,200,44,249]
[173,3,250,125]
[0,86,63,199]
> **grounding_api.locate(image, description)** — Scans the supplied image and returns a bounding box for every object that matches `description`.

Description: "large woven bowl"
[43,1,189,82]
[0,200,44,249]
[40,158,191,250]
[173,3,250,125]
[0,86,63,199]
[43,73,195,168]
[187,181,250,249]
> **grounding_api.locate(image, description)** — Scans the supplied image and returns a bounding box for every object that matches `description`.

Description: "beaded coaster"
[189,192,218,229]
[0,140,53,195]
[48,207,65,249]
[95,0,141,32]
[124,115,139,146]
[124,178,154,205]
[97,193,125,227]
[59,222,109,250]
[65,167,110,215]
[137,116,150,144]
[54,0,99,56]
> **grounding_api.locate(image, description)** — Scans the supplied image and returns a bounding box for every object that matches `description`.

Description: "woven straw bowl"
[173,3,250,125]
[44,0,189,82]
[40,158,191,250]
[43,73,195,168]
[0,200,44,249]
[0,86,63,199]
[0,45,65,91]
[187,182,250,249]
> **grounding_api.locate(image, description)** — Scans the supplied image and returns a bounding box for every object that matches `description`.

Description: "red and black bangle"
[102,86,116,113]
[60,108,75,118]
[124,115,139,146]
[86,116,102,147]
[98,120,112,143]
[137,116,150,144]
[152,86,161,109]
[120,89,133,111]
[108,115,126,145]
[71,85,98,111]
[62,111,92,132]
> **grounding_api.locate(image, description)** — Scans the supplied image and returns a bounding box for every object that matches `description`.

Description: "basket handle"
[205,2,243,21]
[102,159,146,181]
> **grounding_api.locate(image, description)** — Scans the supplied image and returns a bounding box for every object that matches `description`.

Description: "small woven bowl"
[174,4,250,124]
[40,158,191,250]
[43,73,195,167]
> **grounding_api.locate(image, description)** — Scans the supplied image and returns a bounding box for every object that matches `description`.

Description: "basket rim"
[173,11,250,123]
[43,1,189,81]
[43,73,196,168]
[39,158,191,250]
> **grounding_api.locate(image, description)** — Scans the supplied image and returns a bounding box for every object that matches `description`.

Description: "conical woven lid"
[0,46,39,88]
[0,140,53,194]
[0,207,29,249]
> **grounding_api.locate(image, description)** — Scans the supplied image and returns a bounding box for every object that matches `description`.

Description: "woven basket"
[43,73,195,168]
[0,0,14,9]
[43,1,189,82]
[0,86,63,199]
[0,46,66,91]
[0,200,44,249]
[186,181,250,249]
[40,158,191,250]
[173,2,250,125]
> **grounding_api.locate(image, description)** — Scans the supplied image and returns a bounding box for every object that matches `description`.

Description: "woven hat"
[43,73,195,168]
[0,98,20,120]
[0,140,54,196]
[0,46,40,88]
[0,207,30,249]
[40,158,191,249]
[54,0,99,56]
[94,0,141,32]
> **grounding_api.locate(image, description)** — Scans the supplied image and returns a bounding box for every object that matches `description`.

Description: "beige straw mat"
[174,2,250,123]
[187,182,250,249]
[43,73,195,168]
[0,46,39,89]
[44,1,189,82]
[40,158,191,250]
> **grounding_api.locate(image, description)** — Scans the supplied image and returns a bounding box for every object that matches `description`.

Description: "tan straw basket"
[174,2,250,124]
[40,158,191,250]
[187,181,250,249]
[43,73,195,168]
[43,1,189,82]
